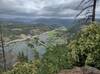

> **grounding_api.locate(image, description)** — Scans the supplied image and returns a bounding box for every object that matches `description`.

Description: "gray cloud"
[0,0,100,19]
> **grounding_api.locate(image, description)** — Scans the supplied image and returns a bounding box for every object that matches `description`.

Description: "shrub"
[68,23,100,68]
[4,62,37,74]
[37,44,73,74]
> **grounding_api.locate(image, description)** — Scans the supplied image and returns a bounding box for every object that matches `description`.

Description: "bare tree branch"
[76,0,97,23]
[76,5,93,17]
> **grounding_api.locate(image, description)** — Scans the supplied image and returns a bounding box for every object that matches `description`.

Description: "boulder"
[58,66,100,74]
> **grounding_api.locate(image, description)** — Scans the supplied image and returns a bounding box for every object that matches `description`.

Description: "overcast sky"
[0,0,100,19]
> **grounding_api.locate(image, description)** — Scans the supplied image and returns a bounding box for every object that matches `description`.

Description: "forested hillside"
[0,22,100,74]
[0,0,100,74]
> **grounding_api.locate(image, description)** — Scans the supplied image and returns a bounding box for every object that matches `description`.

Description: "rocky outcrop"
[58,66,100,74]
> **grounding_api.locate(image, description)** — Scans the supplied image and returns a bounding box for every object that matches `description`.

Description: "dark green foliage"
[37,44,73,74]
[17,52,28,62]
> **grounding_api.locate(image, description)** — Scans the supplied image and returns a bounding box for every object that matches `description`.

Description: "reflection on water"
[0,40,46,68]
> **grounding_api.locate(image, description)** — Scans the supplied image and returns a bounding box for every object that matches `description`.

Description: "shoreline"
[4,31,49,46]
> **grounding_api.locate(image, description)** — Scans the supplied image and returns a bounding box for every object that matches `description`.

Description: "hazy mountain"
[0,18,75,28]
[1,17,99,29]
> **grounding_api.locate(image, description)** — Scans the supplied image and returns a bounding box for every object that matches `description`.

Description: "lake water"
[0,40,46,68]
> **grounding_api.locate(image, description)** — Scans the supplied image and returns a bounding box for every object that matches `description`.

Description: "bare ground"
[58,66,100,74]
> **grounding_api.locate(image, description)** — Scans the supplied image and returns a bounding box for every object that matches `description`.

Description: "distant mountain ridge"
[0,18,75,27]
[0,17,100,29]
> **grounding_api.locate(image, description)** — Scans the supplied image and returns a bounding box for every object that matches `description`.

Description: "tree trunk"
[0,25,6,71]
[92,0,97,21]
